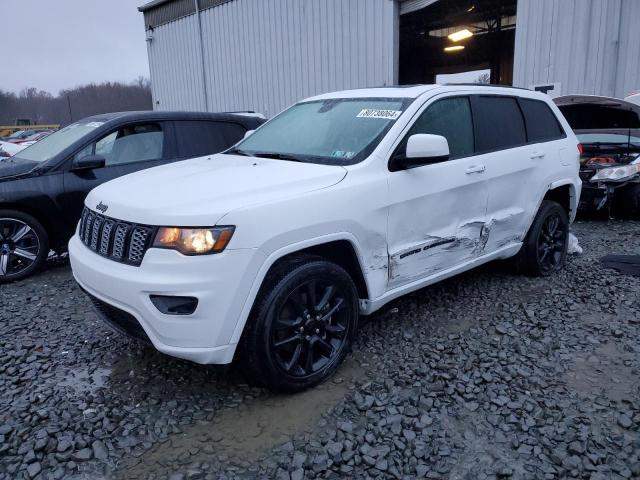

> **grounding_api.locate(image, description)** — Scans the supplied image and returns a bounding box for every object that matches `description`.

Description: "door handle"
[530,151,546,159]
[465,165,486,174]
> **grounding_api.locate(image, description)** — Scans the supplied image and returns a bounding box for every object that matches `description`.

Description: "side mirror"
[243,129,255,139]
[72,154,106,171]
[391,134,450,171]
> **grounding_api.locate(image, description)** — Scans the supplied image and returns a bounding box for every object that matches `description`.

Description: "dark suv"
[0,111,265,282]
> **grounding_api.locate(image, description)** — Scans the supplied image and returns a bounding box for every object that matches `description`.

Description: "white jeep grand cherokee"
[69,85,581,392]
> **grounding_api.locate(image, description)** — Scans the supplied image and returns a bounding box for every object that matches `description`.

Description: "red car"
[10,131,52,144]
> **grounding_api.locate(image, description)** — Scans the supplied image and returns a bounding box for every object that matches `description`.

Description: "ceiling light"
[444,45,465,53]
[448,29,473,42]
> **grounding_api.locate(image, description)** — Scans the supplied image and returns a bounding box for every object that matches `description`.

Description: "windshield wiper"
[225,147,255,157]
[251,152,305,162]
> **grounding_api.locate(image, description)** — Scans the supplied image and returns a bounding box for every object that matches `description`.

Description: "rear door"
[386,95,489,286]
[173,120,247,159]
[471,95,565,252]
[61,121,169,227]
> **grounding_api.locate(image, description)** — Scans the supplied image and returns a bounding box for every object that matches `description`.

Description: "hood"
[0,158,39,182]
[554,95,640,135]
[86,154,348,226]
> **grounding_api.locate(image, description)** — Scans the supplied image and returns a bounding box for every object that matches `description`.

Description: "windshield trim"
[226,97,414,166]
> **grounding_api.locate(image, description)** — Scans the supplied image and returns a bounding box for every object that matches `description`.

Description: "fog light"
[150,295,198,315]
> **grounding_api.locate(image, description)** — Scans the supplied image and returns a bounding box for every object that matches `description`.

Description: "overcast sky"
[2,0,150,95]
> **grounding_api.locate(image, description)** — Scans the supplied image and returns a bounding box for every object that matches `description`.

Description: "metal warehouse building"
[139,0,640,117]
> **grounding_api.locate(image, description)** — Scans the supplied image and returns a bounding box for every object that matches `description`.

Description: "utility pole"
[67,95,73,123]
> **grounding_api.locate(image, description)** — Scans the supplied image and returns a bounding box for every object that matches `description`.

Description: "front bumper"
[69,234,265,364]
[578,180,639,211]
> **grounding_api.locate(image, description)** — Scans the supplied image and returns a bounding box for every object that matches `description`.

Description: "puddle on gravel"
[58,366,112,394]
[120,356,366,475]
[565,341,638,403]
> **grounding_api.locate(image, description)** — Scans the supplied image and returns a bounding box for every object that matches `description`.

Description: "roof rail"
[443,83,531,91]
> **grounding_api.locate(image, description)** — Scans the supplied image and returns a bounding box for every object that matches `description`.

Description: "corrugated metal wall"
[146,0,398,116]
[513,0,640,98]
[147,15,207,110]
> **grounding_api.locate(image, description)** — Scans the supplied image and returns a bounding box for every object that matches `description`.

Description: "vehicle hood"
[554,95,640,135]
[86,154,348,225]
[0,158,39,182]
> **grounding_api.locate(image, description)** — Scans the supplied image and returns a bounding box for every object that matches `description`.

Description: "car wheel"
[517,200,568,276]
[240,255,359,392]
[0,210,49,283]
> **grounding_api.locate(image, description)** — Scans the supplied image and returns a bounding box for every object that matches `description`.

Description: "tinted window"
[75,123,164,166]
[406,97,474,159]
[519,99,564,142]
[175,121,246,158]
[473,96,526,152]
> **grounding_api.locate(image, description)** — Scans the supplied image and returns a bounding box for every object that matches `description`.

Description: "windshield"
[231,97,411,165]
[577,133,640,146]
[15,121,105,163]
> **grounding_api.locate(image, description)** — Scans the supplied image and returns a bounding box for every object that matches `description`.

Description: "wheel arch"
[0,201,59,247]
[543,182,576,219]
[229,233,372,345]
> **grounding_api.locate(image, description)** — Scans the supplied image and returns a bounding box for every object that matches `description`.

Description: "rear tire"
[0,210,49,283]
[239,255,359,392]
[516,200,568,277]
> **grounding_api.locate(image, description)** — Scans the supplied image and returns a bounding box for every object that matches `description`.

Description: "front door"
[387,95,488,287]
[60,122,169,232]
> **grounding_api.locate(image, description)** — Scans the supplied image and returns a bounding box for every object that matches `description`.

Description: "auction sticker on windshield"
[356,109,402,120]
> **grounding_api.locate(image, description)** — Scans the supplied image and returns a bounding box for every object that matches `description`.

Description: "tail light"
[577,143,583,155]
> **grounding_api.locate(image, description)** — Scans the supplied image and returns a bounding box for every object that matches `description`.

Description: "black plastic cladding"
[79,207,156,266]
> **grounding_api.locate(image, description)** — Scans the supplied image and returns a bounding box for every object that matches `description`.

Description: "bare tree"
[0,79,152,126]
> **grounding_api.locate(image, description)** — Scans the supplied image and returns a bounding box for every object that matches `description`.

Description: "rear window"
[519,98,564,142]
[175,121,246,158]
[473,96,526,152]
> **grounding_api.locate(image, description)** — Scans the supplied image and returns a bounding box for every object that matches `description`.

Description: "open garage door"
[399,0,517,85]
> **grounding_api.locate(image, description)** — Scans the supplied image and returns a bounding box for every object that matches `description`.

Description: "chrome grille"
[78,207,156,266]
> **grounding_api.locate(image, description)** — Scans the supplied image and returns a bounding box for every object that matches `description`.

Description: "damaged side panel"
[386,157,490,287]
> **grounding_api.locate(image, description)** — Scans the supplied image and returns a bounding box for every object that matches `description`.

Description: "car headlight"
[590,164,640,182]
[152,226,235,255]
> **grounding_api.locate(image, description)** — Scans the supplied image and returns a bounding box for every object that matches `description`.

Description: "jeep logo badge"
[96,202,109,214]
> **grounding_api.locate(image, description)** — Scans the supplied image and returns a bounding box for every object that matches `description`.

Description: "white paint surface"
[70,84,582,364]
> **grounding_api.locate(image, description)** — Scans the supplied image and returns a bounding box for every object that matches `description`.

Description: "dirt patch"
[118,357,367,477]
[565,341,638,403]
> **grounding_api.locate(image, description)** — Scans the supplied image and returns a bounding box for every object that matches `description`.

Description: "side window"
[74,124,164,166]
[405,97,474,159]
[473,96,526,152]
[95,131,118,156]
[174,121,246,158]
[518,98,565,142]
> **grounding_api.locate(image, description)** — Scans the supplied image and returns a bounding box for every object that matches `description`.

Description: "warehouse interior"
[399,0,518,85]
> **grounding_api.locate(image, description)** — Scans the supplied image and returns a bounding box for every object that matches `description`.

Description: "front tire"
[240,255,359,392]
[516,200,568,276]
[0,210,49,283]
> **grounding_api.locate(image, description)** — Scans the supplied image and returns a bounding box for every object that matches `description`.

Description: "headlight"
[152,226,235,255]
[590,164,640,182]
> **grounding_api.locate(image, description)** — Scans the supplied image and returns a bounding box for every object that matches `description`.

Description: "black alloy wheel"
[241,255,359,392]
[517,200,568,277]
[0,210,49,283]
[271,279,350,377]
[536,211,567,274]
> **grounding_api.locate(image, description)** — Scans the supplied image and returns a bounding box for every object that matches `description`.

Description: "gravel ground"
[1,220,639,480]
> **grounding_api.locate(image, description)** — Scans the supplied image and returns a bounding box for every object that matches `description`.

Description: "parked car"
[1,130,35,142]
[12,130,53,144]
[555,95,640,216]
[0,111,265,282]
[70,85,580,392]
[0,140,27,159]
